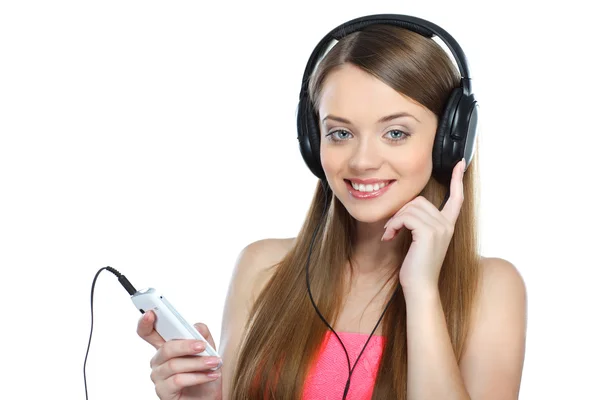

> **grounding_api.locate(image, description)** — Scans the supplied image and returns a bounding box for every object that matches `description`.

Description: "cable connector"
[105,266,137,296]
[84,265,139,400]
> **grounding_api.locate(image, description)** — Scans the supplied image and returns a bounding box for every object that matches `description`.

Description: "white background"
[1,1,598,399]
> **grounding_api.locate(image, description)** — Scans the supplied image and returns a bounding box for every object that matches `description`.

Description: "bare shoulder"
[234,237,295,295]
[219,237,295,399]
[477,256,528,314]
[473,256,528,333]
[236,237,295,270]
[459,256,528,399]
[479,256,526,289]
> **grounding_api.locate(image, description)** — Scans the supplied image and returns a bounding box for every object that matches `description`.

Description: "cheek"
[395,148,432,178]
[414,152,433,177]
[320,145,342,176]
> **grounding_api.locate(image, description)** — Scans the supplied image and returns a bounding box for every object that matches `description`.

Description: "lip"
[344,179,395,200]
[346,178,393,185]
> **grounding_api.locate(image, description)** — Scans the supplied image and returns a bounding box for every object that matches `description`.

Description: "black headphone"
[296,14,479,187]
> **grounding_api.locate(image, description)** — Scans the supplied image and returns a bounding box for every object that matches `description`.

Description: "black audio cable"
[306,182,451,399]
[83,266,138,400]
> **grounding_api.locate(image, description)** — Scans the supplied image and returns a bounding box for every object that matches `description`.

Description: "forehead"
[318,64,429,121]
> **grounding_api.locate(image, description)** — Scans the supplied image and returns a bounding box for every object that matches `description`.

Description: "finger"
[381,213,432,241]
[194,323,216,350]
[136,311,165,349]
[151,339,207,368]
[404,196,450,226]
[151,354,222,382]
[441,158,465,223]
[155,371,221,397]
[398,204,442,231]
[384,199,412,229]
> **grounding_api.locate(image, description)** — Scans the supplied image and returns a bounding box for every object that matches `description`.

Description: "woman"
[137,15,527,400]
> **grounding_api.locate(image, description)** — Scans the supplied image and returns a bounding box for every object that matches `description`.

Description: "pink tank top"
[302,331,386,400]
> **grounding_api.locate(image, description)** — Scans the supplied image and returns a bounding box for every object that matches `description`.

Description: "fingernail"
[462,158,466,174]
[205,357,221,367]
[193,341,205,351]
[207,371,221,379]
[143,312,150,321]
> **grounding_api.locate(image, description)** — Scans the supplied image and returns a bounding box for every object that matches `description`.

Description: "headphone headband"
[299,14,472,98]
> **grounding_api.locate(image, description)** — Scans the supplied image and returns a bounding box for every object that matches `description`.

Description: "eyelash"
[325,129,411,143]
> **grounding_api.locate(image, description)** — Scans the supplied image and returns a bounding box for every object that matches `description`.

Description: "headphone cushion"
[306,109,321,169]
[433,88,461,177]
[297,95,326,180]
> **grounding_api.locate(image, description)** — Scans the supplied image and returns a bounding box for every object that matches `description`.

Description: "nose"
[347,137,382,173]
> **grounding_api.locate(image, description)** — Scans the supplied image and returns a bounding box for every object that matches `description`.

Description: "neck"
[349,219,405,283]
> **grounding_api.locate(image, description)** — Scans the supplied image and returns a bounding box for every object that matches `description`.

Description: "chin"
[334,190,400,225]
[344,207,392,224]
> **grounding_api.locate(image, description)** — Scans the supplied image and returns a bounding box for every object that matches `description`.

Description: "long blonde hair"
[231,24,482,399]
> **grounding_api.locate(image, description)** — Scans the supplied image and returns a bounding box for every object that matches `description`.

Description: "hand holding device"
[136,292,223,400]
[132,288,221,366]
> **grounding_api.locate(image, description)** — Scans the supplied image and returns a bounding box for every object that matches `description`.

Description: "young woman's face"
[318,63,439,224]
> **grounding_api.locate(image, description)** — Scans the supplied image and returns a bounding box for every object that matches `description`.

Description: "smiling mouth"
[343,179,395,193]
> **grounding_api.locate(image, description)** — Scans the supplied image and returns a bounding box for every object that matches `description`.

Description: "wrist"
[401,283,439,300]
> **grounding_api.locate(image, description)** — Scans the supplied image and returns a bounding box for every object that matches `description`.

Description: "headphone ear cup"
[432,87,462,185]
[297,95,326,180]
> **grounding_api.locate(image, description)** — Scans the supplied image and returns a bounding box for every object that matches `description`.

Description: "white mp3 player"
[131,288,222,371]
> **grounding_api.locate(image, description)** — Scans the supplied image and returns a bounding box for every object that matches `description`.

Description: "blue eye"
[326,129,352,142]
[385,129,410,141]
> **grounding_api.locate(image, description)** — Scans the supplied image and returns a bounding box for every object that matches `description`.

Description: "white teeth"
[350,181,389,192]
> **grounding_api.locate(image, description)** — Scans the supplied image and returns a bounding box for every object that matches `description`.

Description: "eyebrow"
[321,112,421,125]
